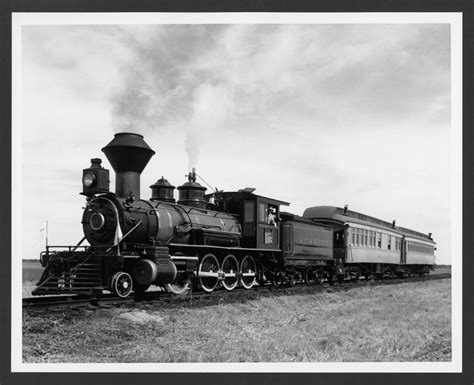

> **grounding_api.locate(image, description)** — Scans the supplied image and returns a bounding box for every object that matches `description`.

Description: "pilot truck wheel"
[111,272,133,298]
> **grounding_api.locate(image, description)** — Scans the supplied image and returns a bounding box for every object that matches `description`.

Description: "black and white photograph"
[11,12,462,373]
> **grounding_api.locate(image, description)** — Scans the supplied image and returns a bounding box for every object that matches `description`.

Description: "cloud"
[20,22,453,264]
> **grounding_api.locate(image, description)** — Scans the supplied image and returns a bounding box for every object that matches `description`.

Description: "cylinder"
[144,246,177,285]
[132,259,158,286]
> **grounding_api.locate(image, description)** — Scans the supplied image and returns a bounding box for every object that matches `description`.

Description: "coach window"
[387,236,392,250]
[377,233,382,248]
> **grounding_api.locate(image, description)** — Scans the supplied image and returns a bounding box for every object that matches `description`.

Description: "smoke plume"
[185,84,234,169]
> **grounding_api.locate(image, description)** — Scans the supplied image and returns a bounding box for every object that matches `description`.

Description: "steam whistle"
[186,167,197,183]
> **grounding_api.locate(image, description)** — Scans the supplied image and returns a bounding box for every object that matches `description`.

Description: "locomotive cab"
[207,189,289,249]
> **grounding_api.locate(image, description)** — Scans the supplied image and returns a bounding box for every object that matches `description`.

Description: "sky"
[19,20,453,264]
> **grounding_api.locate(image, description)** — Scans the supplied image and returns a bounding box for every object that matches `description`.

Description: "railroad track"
[22,272,451,310]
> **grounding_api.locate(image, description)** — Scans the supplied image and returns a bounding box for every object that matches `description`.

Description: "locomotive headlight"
[83,172,96,187]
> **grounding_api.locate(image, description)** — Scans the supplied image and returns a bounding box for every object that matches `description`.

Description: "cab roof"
[206,190,290,207]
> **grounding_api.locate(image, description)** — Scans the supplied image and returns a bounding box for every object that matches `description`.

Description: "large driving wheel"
[198,254,220,292]
[240,255,257,290]
[111,272,133,298]
[222,254,239,291]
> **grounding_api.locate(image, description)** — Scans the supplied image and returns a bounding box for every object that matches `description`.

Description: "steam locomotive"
[34,133,436,298]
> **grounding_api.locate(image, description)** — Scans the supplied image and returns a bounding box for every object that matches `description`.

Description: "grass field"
[22,260,43,297]
[22,278,451,363]
[23,260,43,282]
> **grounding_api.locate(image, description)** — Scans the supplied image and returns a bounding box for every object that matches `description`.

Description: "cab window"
[244,202,254,223]
[258,203,265,222]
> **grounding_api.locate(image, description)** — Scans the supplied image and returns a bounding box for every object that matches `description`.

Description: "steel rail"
[23,272,451,310]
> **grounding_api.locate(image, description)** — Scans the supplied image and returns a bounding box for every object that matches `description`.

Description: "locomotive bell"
[150,176,176,203]
[102,132,155,199]
[177,168,207,209]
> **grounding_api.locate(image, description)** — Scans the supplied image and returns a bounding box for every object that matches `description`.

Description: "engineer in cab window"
[267,206,277,227]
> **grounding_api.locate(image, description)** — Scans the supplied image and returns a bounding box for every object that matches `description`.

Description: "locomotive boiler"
[82,134,240,248]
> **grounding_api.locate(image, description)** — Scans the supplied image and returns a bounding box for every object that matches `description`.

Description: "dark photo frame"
[2,0,473,384]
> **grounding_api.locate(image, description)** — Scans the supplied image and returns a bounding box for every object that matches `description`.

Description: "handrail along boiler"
[34,133,437,297]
